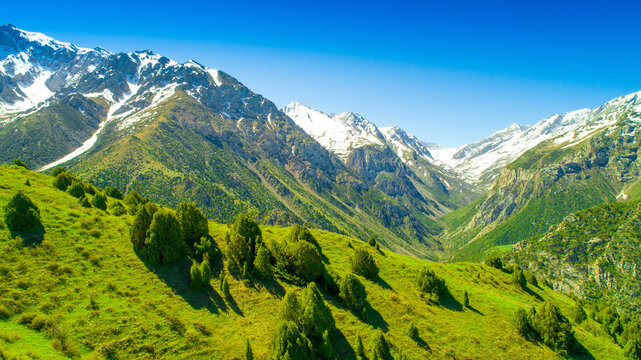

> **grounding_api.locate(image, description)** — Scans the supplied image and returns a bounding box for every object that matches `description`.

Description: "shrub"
[351,248,378,280]
[144,209,185,264]
[279,290,301,324]
[368,236,376,247]
[524,270,538,287]
[485,256,503,270]
[289,225,322,255]
[532,301,574,353]
[406,323,419,341]
[513,269,527,289]
[51,167,66,177]
[83,183,96,195]
[4,192,42,233]
[176,202,209,249]
[514,308,536,338]
[11,158,28,169]
[66,182,85,198]
[129,202,158,248]
[253,244,272,280]
[232,213,262,255]
[104,186,123,200]
[110,201,127,216]
[371,331,393,360]
[221,276,231,299]
[124,190,144,214]
[416,267,446,302]
[290,241,324,282]
[570,303,587,324]
[271,321,313,360]
[226,232,250,268]
[52,173,73,191]
[299,282,335,340]
[194,236,217,262]
[339,273,368,319]
[91,193,108,210]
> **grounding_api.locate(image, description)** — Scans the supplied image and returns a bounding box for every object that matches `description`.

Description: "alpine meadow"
[2,6,641,359]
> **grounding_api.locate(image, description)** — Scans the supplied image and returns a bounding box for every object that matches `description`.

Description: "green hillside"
[0,166,626,359]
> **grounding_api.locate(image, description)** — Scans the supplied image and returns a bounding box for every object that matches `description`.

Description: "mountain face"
[505,201,641,314]
[443,91,641,261]
[0,24,452,259]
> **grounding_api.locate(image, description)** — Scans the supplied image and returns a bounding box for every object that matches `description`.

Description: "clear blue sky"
[4,0,641,146]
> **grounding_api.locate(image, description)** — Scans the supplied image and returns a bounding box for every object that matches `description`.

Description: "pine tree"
[129,202,158,249]
[351,249,379,280]
[52,172,72,191]
[91,192,108,210]
[339,273,368,319]
[368,236,376,247]
[3,192,42,232]
[299,282,335,340]
[176,202,209,249]
[253,244,272,280]
[279,290,301,324]
[370,332,393,360]
[144,209,185,264]
[221,276,231,299]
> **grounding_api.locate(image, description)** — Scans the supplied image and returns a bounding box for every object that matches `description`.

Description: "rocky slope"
[505,201,641,314]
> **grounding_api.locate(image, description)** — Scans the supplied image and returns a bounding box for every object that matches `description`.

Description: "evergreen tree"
[11,158,28,169]
[299,282,335,340]
[221,276,231,299]
[524,270,539,287]
[570,303,587,324]
[485,256,503,270]
[242,261,251,281]
[91,192,108,210]
[625,337,641,360]
[245,339,254,360]
[194,236,216,261]
[271,321,313,360]
[129,202,158,249]
[351,249,379,280]
[290,241,324,282]
[370,332,393,360]
[356,335,367,360]
[253,244,273,280]
[66,182,85,198]
[3,192,42,232]
[176,202,209,249]
[232,213,262,255]
[416,267,446,302]
[463,290,470,308]
[52,172,73,191]
[279,290,301,324]
[532,301,574,353]
[190,260,203,289]
[51,167,66,177]
[514,308,535,338]
[79,197,91,208]
[513,269,527,289]
[368,236,376,247]
[289,225,322,255]
[226,232,250,268]
[144,209,185,264]
[339,273,368,319]
[104,186,123,200]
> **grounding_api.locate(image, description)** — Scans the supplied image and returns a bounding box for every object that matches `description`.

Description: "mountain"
[0,25,447,259]
[0,165,626,359]
[442,90,641,261]
[504,201,641,314]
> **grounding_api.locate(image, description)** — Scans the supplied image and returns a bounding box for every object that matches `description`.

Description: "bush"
[253,244,273,280]
[66,182,85,198]
[110,201,127,216]
[289,225,322,255]
[51,167,66,177]
[485,256,503,270]
[176,202,209,249]
[513,269,527,289]
[290,241,324,282]
[406,323,419,341]
[532,302,575,353]
[144,209,185,264]
[4,192,42,233]
[52,173,72,191]
[351,249,378,280]
[524,270,538,287]
[104,186,123,200]
[232,213,262,255]
[416,267,446,302]
[368,236,376,247]
[514,308,536,338]
[190,256,212,290]
[91,193,108,210]
[271,321,314,360]
[570,303,587,324]
[124,190,144,213]
[299,282,335,340]
[371,331,393,360]
[279,290,301,324]
[194,236,217,262]
[226,232,250,268]
[129,202,158,249]
[79,197,91,208]
[12,158,28,169]
[339,273,368,319]
[83,183,96,195]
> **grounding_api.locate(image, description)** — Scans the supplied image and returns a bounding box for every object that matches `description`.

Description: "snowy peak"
[0,24,90,54]
[430,91,641,184]
[283,101,385,160]
[380,125,433,164]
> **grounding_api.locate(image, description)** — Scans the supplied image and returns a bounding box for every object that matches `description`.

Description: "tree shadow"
[466,305,484,316]
[224,291,245,316]
[10,223,45,246]
[257,277,286,297]
[365,304,388,331]
[438,288,463,312]
[570,340,596,360]
[411,335,431,351]
[373,275,393,291]
[331,328,357,360]
[524,286,544,302]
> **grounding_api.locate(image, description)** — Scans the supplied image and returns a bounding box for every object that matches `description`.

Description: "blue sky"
[4,0,641,146]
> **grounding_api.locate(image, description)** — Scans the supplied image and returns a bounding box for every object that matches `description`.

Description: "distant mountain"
[443,90,641,261]
[0,24,452,258]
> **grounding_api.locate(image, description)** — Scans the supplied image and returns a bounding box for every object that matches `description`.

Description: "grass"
[0,166,625,359]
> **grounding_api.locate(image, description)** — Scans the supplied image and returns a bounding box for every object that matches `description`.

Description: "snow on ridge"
[283,101,385,160]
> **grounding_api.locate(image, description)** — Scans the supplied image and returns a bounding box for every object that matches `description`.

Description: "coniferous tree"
[144,209,185,264]
[571,303,587,324]
[485,256,503,270]
[253,244,273,280]
[271,321,313,360]
[299,282,335,340]
[289,225,323,255]
[232,213,262,255]
[176,202,209,249]
[339,273,368,319]
[221,276,231,299]
[79,197,92,208]
[291,241,324,282]
[513,269,527,289]
[370,332,393,360]
[91,192,108,210]
[532,301,574,352]
[129,202,158,249]
[51,167,66,177]
[11,158,28,169]
[4,192,42,232]
[351,249,379,280]
[66,182,85,198]
[104,186,123,200]
[279,290,301,324]
[52,172,73,191]
[368,236,376,247]
[320,330,334,360]
[416,267,446,302]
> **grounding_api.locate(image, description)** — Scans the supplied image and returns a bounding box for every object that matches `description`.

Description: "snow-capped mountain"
[379,125,433,165]
[429,91,641,184]
[282,101,386,160]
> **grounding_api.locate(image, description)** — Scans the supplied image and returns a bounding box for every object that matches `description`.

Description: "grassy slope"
[0,166,623,359]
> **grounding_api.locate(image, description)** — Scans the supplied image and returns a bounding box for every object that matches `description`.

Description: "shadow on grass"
[373,275,393,290]
[411,335,431,351]
[332,328,357,360]
[524,286,544,302]
[439,288,463,312]
[10,223,45,246]
[258,278,286,297]
[366,304,388,331]
[466,305,484,316]
[570,340,596,360]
